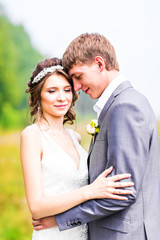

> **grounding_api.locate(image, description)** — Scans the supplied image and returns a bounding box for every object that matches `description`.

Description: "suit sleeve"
[56,102,149,231]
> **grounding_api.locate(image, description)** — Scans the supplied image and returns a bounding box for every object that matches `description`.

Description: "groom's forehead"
[69,65,86,77]
[69,63,95,76]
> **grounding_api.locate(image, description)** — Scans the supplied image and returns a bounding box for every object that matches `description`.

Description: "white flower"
[87,124,96,134]
[86,119,99,136]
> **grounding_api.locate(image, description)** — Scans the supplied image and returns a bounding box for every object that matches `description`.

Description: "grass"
[0,132,32,240]
[0,119,159,239]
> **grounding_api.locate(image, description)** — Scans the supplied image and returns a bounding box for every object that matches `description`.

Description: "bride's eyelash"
[48,90,55,93]
[65,89,71,92]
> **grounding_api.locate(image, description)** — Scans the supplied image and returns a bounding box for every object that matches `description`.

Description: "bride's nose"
[57,91,66,101]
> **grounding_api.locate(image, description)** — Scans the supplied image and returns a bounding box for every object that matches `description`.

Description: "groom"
[33,33,160,239]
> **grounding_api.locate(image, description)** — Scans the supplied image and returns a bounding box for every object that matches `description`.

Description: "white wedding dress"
[32,124,88,240]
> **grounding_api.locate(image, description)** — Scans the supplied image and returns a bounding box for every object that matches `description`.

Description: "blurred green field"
[0,132,32,240]
[0,119,160,240]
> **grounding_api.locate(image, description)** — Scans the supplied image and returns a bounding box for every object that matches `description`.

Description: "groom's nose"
[73,80,82,91]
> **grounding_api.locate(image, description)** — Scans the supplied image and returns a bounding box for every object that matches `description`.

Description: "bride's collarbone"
[52,134,79,157]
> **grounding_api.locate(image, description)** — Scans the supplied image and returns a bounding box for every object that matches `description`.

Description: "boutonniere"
[86,119,100,144]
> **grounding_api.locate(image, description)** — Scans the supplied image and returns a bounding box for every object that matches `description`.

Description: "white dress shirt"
[93,74,126,118]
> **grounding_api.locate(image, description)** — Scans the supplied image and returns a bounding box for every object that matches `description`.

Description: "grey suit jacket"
[56,81,160,239]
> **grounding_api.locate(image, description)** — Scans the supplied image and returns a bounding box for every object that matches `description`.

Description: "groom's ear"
[94,56,106,72]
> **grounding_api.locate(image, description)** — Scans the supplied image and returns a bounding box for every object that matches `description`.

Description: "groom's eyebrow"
[70,70,82,77]
[70,72,76,78]
[70,73,74,78]
[70,72,82,78]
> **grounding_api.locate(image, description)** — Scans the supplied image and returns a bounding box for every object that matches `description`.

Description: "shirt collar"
[93,74,126,118]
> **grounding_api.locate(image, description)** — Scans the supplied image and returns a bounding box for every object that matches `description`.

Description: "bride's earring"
[37,105,42,122]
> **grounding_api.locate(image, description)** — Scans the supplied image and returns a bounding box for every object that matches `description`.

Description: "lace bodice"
[32,124,88,240]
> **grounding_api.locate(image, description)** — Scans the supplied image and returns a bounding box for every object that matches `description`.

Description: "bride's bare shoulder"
[20,124,39,139]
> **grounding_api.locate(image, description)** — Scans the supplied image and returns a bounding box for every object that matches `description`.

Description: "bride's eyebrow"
[46,85,71,89]
[46,86,56,89]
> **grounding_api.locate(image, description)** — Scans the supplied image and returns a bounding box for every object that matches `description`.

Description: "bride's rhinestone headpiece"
[32,65,63,84]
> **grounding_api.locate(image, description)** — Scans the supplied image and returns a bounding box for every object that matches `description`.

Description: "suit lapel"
[87,141,93,168]
[87,81,132,168]
[88,132,98,157]
[98,81,132,125]
[88,138,93,154]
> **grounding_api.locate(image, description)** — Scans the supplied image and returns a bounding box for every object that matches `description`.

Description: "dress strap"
[33,123,48,152]
[66,128,79,146]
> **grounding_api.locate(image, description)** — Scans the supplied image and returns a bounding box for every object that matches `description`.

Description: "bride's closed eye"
[48,90,56,93]
[65,88,72,92]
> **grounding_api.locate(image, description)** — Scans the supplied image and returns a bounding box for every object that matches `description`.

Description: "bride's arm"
[20,127,133,219]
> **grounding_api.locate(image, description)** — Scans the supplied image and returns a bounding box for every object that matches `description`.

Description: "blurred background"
[0,0,159,239]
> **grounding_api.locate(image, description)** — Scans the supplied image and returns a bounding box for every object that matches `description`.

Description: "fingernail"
[129,191,133,194]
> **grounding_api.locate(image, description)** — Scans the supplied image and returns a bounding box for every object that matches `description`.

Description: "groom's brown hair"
[62,33,119,72]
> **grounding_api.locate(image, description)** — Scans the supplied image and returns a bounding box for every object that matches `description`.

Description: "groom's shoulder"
[117,85,149,106]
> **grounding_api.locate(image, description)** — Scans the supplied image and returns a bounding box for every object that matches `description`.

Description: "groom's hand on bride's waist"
[32,216,57,230]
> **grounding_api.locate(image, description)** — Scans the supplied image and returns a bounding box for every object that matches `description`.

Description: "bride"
[20,57,133,240]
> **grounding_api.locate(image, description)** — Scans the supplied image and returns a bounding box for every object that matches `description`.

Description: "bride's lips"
[54,104,68,108]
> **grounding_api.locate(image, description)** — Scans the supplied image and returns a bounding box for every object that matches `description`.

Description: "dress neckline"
[34,123,81,171]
